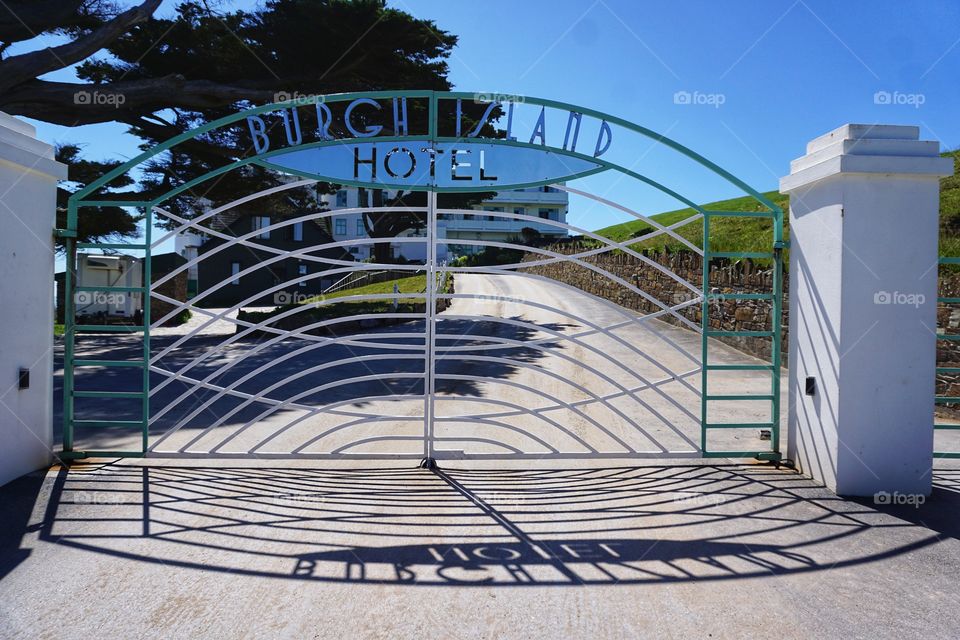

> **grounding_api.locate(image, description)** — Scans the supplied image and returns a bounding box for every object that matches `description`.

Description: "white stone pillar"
[0,112,67,486]
[780,124,953,496]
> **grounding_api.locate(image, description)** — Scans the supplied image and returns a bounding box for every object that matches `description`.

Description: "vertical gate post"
[780,124,953,496]
[0,113,67,485]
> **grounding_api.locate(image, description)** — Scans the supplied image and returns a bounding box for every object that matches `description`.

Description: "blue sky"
[18,0,960,252]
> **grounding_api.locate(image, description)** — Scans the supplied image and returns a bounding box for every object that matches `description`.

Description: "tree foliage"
[0,0,459,245]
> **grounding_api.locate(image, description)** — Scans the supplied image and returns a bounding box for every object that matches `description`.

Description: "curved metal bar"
[149,352,698,440]
[432,369,700,423]
[257,391,593,455]
[332,435,524,456]
[150,268,428,360]
[217,347,639,456]
[431,329,700,432]
[437,311,701,409]
[285,414,559,457]
[438,237,699,331]
[147,319,425,411]
[531,186,703,254]
[166,369,426,454]
[153,352,426,450]
[436,372,662,454]
[444,268,702,366]
[151,178,318,248]
[150,283,691,415]
[438,205,704,289]
[149,341,424,425]
[153,282,701,440]
[152,204,427,288]
[149,305,426,398]
[432,351,693,450]
[149,368,423,420]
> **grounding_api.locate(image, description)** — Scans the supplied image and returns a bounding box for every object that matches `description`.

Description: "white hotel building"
[321,186,569,261]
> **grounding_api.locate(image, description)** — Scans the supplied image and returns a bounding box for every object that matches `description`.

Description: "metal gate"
[60,91,783,462]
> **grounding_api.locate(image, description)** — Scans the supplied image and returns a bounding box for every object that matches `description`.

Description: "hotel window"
[513,206,525,217]
[252,216,271,239]
[357,219,366,235]
[336,190,348,207]
[298,263,308,287]
[230,262,241,285]
[539,208,552,220]
[335,218,347,235]
[292,222,303,242]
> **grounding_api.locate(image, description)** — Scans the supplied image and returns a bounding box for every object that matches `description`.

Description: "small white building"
[320,186,569,261]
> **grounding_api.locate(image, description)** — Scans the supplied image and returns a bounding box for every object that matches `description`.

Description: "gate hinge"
[54,228,77,239]
[773,240,789,250]
[754,451,782,463]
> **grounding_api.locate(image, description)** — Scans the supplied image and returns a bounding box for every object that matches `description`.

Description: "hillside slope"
[593,149,960,255]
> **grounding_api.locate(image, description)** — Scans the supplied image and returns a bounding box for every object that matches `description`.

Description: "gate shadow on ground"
[3,464,958,585]
[54,316,574,451]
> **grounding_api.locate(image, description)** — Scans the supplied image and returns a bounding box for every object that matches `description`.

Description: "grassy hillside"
[593,149,960,256]
[593,191,788,254]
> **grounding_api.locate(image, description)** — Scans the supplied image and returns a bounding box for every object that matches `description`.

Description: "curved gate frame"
[60,90,784,461]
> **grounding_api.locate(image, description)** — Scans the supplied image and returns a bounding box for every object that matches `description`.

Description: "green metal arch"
[69,90,781,222]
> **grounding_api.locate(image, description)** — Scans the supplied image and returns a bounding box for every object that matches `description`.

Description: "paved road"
[2,463,959,639]
[59,272,785,459]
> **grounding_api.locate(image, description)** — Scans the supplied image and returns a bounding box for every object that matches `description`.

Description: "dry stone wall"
[521,241,960,415]
[521,243,786,362]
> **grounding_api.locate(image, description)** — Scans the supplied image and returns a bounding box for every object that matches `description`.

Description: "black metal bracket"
[418,457,437,470]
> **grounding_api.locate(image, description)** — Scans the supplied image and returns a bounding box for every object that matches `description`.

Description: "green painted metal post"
[935,255,960,458]
[63,230,76,452]
[771,207,784,458]
[142,206,152,453]
[701,215,710,454]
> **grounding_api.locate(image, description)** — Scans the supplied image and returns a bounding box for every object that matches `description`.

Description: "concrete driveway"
[1,462,959,639]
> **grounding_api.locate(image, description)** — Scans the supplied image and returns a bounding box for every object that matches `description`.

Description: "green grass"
[239,273,449,328]
[54,324,65,337]
[938,150,960,256]
[593,191,789,255]
[308,274,428,304]
[593,149,960,257]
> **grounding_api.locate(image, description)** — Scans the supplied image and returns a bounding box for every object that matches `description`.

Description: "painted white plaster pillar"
[0,112,67,486]
[780,124,953,496]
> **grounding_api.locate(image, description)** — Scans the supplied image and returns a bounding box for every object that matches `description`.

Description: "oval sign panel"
[259,140,605,191]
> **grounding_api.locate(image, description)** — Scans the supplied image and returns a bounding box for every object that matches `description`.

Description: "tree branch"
[0,0,86,43]
[0,76,278,125]
[0,0,162,93]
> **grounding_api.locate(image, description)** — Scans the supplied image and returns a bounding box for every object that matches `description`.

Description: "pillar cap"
[0,111,68,180]
[780,123,953,193]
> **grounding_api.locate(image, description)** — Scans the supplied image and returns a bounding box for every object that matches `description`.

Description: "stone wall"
[151,270,189,326]
[522,241,960,414]
[521,243,787,362]
[936,275,960,407]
